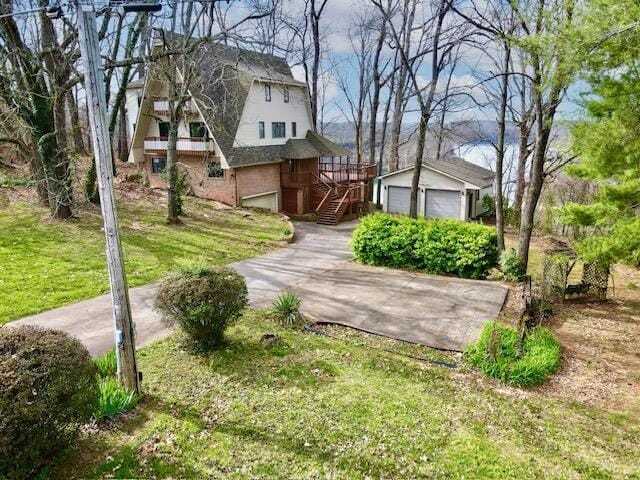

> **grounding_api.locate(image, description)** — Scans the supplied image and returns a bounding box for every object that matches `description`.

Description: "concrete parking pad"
[291,262,508,351]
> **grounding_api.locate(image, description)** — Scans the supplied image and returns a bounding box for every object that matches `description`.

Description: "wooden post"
[77,4,140,394]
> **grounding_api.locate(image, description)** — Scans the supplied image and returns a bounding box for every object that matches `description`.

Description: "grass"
[0,197,287,324]
[50,310,640,479]
[0,177,35,187]
[465,322,562,387]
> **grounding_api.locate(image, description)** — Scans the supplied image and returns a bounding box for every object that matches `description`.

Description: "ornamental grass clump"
[465,322,561,388]
[352,213,498,279]
[272,291,303,327]
[93,348,117,378]
[0,326,99,479]
[94,377,139,419]
[154,265,248,350]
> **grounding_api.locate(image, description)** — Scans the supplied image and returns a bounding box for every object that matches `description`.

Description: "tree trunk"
[494,43,511,252]
[409,112,428,218]
[166,121,180,224]
[517,62,561,271]
[513,121,530,226]
[118,101,128,162]
[67,89,85,153]
[388,67,406,172]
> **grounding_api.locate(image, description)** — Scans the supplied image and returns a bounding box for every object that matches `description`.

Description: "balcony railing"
[152,98,197,115]
[144,136,214,157]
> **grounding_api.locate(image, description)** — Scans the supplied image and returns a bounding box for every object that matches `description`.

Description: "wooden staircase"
[316,193,347,225]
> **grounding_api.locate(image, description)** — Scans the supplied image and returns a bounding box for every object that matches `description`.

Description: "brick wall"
[144,156,237,206]
[236,163,282,211]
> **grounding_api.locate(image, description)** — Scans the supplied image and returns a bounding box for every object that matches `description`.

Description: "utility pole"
[76,2,140,394]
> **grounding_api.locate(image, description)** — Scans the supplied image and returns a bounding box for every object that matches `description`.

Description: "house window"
[189,122,206,138]
[291,121,297,137]
[476,190,480,200]
[284,86,290,103]
[272,122,286,138]
[158,121,170,138]
[151,157,166,174]
[265,84,271,102]
[258,121,265,139]
[207,161,224,178]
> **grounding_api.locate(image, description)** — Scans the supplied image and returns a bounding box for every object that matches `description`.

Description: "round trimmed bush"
[0,326,99,479]
[154,265,248,350]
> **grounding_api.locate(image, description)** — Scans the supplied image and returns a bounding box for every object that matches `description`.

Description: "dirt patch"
[539,299,640,412]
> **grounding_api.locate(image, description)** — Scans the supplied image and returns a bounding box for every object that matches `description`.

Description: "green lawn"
[0,197,288,323]
[51,311,640,479]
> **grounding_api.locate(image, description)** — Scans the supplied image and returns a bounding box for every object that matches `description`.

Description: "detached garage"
[376,157,495,220]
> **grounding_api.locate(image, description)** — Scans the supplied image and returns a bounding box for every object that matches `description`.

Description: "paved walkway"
[11,221,355,355]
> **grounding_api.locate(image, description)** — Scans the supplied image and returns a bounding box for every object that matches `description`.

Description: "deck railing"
[318,163,377,183]
[144,136,213,156]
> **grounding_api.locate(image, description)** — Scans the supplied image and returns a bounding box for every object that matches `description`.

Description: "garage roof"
[379,157,495,188]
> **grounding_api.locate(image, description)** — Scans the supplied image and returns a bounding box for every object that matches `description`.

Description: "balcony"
[144,137,214,157]
[152,98,197,116]
[318,163,378,183]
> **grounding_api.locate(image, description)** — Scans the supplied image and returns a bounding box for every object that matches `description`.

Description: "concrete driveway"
[11,219,506,354]
[11,221,354,355]
[292,262,508,351]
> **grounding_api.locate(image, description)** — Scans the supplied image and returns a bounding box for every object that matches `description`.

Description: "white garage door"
[425,189,461,219]
[387,186,411,214]
[241,191,278,212]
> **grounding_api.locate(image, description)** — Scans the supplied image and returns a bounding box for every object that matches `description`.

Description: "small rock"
[260,333,283,348]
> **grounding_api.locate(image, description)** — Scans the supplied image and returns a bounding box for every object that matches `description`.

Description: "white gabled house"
[125,41,376,224]
[376,158,496,220]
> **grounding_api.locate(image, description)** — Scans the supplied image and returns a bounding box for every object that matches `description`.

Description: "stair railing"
[316,188,333,215]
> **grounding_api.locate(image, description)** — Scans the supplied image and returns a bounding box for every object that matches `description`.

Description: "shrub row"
[465,322,561,388]
[352,213,498,279]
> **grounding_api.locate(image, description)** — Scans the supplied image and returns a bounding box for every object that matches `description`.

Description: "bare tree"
[511,0,576,271]
[374,0,464,218]
[453,0,520,251]
[387,0,417,172]
[309,0,329,128]
[335,9,374,163]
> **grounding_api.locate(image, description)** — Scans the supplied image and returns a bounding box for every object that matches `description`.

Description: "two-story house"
[126,41,376,224]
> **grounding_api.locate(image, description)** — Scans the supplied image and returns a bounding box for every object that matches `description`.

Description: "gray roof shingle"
[425,157,495,187]
[150,37,351,168]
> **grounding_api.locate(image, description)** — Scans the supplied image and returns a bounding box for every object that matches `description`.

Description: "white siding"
[233,80,313,147]
[380,166,466,219]
[127,79,227,167]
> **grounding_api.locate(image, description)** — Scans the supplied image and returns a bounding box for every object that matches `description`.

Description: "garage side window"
[207,161,224,178]
[151,157,166,175]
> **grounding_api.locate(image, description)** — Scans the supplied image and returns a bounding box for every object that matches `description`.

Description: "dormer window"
[284,86,289,103]
[265,84,271,102]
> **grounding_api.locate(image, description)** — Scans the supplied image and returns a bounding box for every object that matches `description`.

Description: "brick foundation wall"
[236,163,282,211]
[144,156,237,206]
